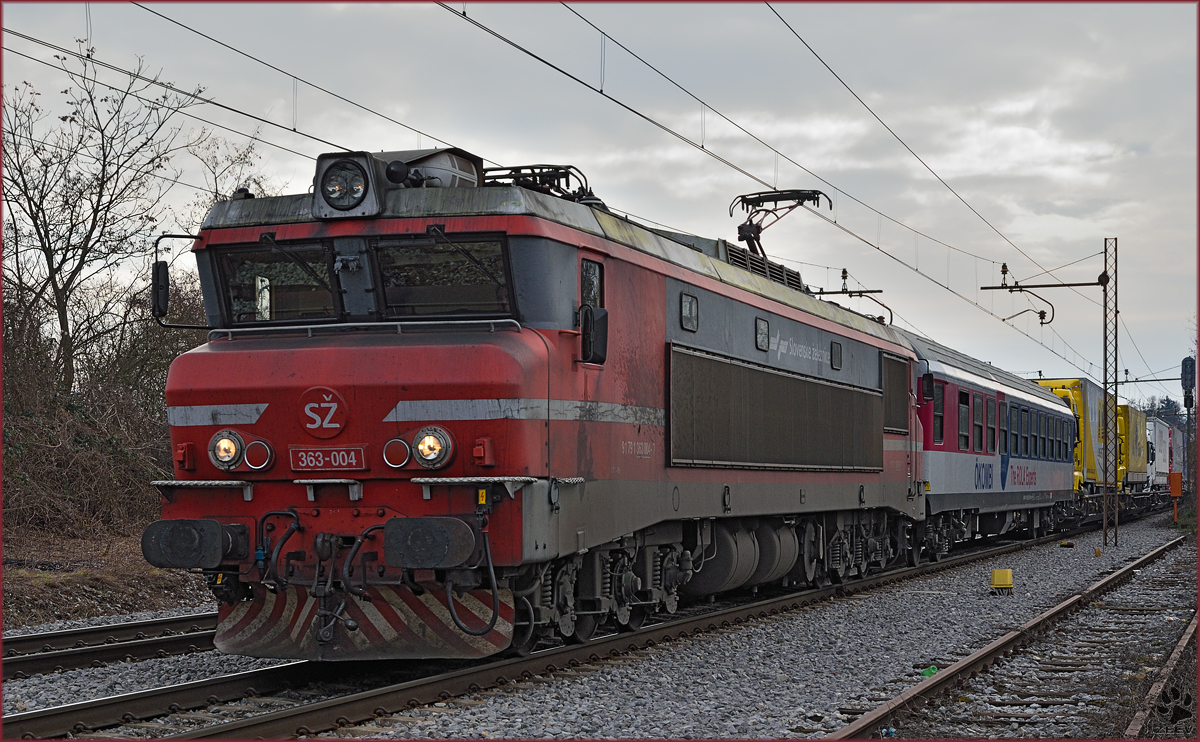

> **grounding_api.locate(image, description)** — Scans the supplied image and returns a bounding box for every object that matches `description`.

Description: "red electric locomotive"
[144,148,930,660]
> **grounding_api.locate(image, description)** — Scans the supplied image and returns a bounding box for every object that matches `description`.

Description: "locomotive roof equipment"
[729,188,830,258]
[311,147,485,219]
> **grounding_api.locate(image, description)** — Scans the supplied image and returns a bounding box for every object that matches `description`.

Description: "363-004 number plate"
[290,446,367,471]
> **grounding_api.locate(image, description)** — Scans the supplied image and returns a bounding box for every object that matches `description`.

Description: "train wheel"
[506,596,540,657]
[799,521,820,584]
[618,606,649,632]
[566,614,598,644]
[904,524,919,567]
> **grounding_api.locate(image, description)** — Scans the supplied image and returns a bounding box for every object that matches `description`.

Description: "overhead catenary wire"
[802,203,1098,379]
[4,28,353,152]
[766,2,1100,310]
[1120,315,1178,399]
[559,3,999,266]
[3,45,316,162]
[2,127,213,194]
[27,10,709,241]
[1015,251,1103,284]
[127,3,496,163]
[9,28,710,245]
[441,3,1100,378]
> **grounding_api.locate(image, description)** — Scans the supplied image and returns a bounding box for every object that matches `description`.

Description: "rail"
[825,534,1187,739]
[2,613,217,680]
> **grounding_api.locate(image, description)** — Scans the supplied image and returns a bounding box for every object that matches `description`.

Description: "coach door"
[882,354,918,513]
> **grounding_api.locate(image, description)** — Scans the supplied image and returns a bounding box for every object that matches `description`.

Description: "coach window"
[581,259,604,309]
[999,401,1009,454]
[1010,406,1019,456]
[986,397,997,454]
[958,391,971,451]
[1020,407,1030,457]
[932,383,945,444]
[1039,412,1047,459]
[973,393,984,452]
[1052,418,1060,460]
[831,341,843,371]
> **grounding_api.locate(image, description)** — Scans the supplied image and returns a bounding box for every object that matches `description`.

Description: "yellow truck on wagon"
[1038,378,1106,493]
[1118,404,1148,492]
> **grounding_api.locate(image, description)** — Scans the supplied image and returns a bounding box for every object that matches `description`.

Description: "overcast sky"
[4,2,1196,403]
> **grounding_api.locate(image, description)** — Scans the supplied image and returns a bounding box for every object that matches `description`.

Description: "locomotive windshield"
[376,237,511,317]
[217,244,337,323]
[211,235,512,325]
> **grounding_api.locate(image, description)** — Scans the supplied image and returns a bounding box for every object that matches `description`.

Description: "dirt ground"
[2,531,212,630]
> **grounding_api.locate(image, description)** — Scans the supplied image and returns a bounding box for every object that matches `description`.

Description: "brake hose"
[264,520,299,587]
[445,530,501,636]
[342,524,385,597]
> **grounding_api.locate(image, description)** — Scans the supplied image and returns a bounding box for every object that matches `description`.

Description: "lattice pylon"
[1102,238,1119,546]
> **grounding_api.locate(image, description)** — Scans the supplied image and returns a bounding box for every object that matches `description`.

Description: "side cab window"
[581,259,603,309]
[578,258,608,365]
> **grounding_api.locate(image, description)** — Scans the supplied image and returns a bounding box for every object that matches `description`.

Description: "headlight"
[320,160,368,211]
[414,426,453,469]
[209,430,244,470]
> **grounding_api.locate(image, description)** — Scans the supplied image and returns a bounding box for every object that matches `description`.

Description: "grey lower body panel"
[927,489,1075,515]
[522,476,925,562]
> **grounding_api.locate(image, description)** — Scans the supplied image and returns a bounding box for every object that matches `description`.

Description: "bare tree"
[171,131,286,235]
[2,44,204,394]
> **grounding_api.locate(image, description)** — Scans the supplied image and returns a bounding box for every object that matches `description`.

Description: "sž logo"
[298,387,348,439]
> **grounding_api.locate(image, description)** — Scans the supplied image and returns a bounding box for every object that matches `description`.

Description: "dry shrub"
[3,270,207,537]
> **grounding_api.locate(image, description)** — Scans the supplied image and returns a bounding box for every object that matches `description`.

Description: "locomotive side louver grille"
[670,345,884,471]
[882,355,910,433]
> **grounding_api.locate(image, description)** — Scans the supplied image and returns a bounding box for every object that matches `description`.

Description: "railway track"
[3,521,1125,740]
[827,534,1192,739]
[2,614,217,681]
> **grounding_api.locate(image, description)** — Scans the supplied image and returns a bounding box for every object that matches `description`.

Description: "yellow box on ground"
[990,569,1013,590]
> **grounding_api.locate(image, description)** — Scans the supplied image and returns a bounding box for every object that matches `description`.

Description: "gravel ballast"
[2,652,289,716]
[4,604,217,638]
[316,516,1188,739]
[893,542,1197,738]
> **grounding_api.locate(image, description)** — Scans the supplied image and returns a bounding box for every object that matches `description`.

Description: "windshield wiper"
[259,233,333,293]
[428,226,505,287]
